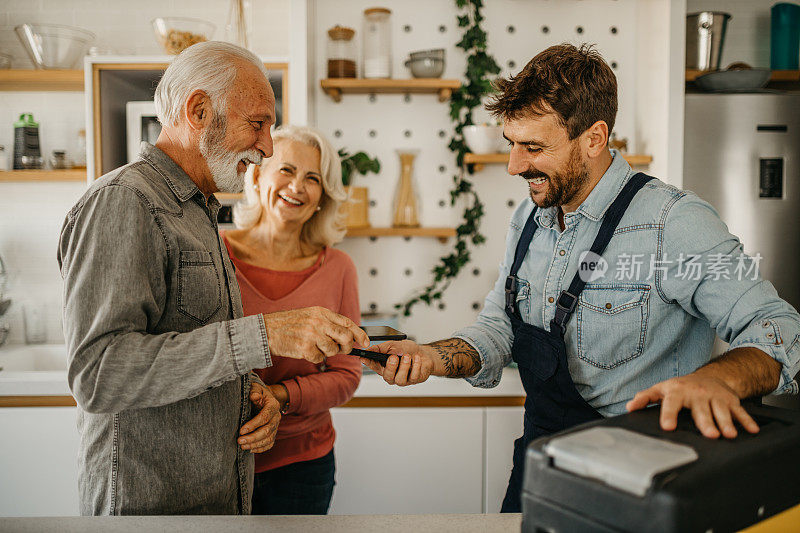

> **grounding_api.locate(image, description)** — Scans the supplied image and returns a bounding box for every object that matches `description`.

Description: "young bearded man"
[362,44,800,512]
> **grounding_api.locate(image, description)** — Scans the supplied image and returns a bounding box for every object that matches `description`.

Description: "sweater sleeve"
[281,252,363,415]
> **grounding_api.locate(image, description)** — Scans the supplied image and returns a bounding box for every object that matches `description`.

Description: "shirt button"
[605,303,612,309]
[763,321,770,328]
[548,297,554,303]
[559,250,566,256]
[766,333,774,339]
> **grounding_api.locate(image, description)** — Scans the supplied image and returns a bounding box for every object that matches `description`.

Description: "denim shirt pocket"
[177,250,222,324]
[576,284,650,369]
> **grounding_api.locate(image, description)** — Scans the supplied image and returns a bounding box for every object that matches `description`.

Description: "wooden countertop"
[0,366,526,408]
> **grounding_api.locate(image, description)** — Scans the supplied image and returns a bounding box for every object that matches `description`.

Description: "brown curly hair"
[486,43,617,140]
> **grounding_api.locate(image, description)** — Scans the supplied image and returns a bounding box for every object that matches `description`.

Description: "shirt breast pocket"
[177,250,222,324]
[576,284,650,369]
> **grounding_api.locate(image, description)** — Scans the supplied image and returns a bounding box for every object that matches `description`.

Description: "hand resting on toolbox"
[626,346,783,439]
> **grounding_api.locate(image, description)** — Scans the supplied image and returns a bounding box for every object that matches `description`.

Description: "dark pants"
[500,435,528,513]
[251,449,336,515]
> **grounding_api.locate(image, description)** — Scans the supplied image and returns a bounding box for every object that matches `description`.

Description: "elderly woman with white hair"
[222,125,361,515]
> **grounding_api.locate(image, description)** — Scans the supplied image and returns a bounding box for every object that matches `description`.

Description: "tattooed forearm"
[427,338,481,378]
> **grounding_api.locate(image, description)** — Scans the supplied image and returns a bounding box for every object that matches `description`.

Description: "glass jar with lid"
[362,7,392,79]
[327,25,357,78]
[50,150,69,169]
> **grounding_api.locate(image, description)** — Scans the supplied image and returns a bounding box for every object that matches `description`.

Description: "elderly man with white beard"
[57,41,369,516]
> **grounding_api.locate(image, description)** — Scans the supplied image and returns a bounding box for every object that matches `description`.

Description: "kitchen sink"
[0,344,68,373]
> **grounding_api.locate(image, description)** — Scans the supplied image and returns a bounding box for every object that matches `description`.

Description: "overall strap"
[552,172,654,332]
[505,206,539,317]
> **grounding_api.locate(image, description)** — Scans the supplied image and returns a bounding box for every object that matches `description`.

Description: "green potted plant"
[338,148,380,229]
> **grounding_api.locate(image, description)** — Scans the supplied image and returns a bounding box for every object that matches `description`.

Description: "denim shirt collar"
[575,149,633,222]
[533,205,559,230]
[138,142,204,204]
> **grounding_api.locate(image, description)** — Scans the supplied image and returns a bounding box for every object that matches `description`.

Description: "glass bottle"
[74,129,87,169]
[225,0,252,49]
[392,150,420,227]
[327,25,357,78]
[362,7,392,79]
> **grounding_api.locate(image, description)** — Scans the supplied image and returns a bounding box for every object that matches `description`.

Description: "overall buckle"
[505,276,518,312]
[555,290,578,315]
[553,290,579,334]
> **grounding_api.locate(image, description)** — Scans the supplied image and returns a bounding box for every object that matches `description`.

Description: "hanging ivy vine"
[396,0,501,316]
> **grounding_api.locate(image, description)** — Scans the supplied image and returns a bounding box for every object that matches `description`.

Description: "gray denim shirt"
[57,143,272,515]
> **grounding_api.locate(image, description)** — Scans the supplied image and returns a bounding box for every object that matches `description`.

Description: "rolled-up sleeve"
[453,221,519,388]
[659,193,800,393]
[58,185,271,413]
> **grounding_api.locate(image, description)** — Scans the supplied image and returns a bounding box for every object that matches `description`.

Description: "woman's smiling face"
[257,139,324,228]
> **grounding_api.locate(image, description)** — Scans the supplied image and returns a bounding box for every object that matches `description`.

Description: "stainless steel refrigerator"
[684,93,800,313]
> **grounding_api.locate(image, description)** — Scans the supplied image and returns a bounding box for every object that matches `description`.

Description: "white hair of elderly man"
[154,41,268,126]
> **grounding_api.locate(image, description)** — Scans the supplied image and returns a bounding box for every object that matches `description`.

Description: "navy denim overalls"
[500,173,653,512]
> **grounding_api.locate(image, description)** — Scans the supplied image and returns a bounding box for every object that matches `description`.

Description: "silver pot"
[686,12,732,70]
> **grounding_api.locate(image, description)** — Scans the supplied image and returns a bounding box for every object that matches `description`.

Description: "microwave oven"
[125,100,237,229]
[126,101,161,164]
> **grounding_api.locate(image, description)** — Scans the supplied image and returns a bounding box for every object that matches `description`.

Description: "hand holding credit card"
[350,326,407,365]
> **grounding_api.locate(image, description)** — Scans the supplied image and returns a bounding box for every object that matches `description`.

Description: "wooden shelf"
[770,70,800,82]
[215,192,244,201]
[0,69,84,91]
[463,152,653,171]
[686,69,800,84]
[320,78,461,102]
[619,154,653,166]
[0,169,87,182]
[345,226,456,243]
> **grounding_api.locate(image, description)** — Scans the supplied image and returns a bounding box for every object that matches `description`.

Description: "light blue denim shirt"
[454,151,800,416]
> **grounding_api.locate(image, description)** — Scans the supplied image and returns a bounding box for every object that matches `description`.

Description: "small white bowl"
[404,57,445,78]
[462,124,505,154]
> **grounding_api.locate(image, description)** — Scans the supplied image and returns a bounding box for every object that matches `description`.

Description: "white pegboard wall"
[311,0,651,342]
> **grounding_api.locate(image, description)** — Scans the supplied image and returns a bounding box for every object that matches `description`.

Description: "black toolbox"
[521,404,800,533]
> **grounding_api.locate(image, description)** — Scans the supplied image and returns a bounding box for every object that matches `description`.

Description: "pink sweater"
[223,237,362,472]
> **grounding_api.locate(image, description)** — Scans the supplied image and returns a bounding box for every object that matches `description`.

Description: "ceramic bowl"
[404,57,445,78]
[694,68,771,92]
[462,124,505,154]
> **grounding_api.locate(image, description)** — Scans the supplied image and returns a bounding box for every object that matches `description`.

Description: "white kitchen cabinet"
[329,408,484,515]
[0,407,80,517]
[484,407,524,513]
[0,404,525,517]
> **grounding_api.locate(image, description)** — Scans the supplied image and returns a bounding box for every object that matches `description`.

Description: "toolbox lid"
[544,427,699,497]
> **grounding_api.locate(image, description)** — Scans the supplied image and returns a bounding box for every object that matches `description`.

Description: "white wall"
[634,0,686,186]
[0,0,290,344]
